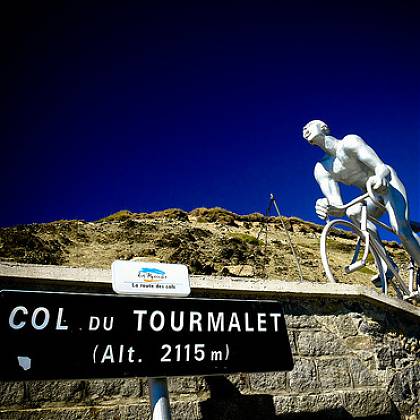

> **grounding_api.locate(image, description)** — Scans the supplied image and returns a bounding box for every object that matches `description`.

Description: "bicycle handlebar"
[327,192,370,213]
[327,179,386,214]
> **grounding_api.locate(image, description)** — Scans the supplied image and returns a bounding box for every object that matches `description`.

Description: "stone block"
[85,378,143,402]
[0,404,151,420]
[358,318,385,336]
[274,394,318,415]
[343,389,393,417]
[0,382,25,406]
[0,409,59,420]
[25,380,88,404]
[274,389,392,419]
[195,376,210,396]
[90,406,128,420]
[376,340,406,370]
[344,335,374,351]
[296,331,347,356]
[168,377,198,394]
[171,401,198,420]
[316,358,352,390]
[119,404,151,420]
[315,392,344,411]
[275,392,349,416]
[349,357,379,387]
[199,393,276,420]
[315,314,361,338]
[225,373,249,393]
[284,314,319,329]
[276,392,352,417]
[288,358,318,392]
[273,395,297,414]
[248,372,287,392]
[357,349,376,363]
[25,378,143,405]
[336,314,361,337]
[0,406,115,420]
[387,363,420,405]
[293,394,319,414]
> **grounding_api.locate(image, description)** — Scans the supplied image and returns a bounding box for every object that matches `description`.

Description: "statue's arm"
[314,161,344,219]
[314,161,343,206]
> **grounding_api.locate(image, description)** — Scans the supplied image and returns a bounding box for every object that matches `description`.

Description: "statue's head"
[302,120,330,144]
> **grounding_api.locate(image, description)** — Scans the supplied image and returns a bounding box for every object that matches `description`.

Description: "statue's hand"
[368,175,388,194]
[315,198,329,220]
[316,198,346,220]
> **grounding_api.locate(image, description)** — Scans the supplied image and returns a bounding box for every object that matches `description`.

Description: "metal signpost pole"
[148,377,172,420]
[112,261,189,420]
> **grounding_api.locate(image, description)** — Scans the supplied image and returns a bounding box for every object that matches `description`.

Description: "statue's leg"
[346,201,393,282]
[385,184,420,266]
[364,199,397,282]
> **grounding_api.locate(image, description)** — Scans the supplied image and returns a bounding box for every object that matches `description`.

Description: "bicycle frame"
[320,188,419,301]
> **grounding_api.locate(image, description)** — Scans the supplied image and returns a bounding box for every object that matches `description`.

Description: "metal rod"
[368,215,395,234]
[148,377,172,420]
[270,193,304,281]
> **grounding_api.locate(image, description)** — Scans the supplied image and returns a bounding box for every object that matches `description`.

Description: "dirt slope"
[0,208,409,291]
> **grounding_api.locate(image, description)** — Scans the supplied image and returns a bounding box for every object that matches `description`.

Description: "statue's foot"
[371,269,395,287]
[371,275,383,287]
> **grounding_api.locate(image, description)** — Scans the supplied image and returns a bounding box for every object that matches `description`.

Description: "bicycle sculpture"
[302,120,420,301]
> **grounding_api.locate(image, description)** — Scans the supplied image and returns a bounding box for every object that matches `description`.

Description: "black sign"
[0,290,293,380]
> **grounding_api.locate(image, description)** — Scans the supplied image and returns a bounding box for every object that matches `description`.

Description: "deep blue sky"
[1,1,419,229]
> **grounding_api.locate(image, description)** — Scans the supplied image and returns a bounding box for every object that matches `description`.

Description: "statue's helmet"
[303,120,330,144]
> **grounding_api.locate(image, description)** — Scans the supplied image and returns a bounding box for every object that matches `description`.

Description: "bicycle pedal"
[344,260,366,274]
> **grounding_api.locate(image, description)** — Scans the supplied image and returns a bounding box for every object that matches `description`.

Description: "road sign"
[111,260,190,297]
[0,290,293,381]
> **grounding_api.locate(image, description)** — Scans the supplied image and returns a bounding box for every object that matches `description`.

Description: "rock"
[222,265,255,277]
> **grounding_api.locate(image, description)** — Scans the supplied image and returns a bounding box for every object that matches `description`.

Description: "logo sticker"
[138,267,168,282]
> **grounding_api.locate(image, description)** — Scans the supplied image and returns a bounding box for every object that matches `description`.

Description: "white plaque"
[111,260,190,297]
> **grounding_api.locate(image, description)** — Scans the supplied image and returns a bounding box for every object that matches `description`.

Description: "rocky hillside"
[0,207,411,292]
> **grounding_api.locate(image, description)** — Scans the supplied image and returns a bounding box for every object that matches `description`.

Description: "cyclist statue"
[302,119,420,282]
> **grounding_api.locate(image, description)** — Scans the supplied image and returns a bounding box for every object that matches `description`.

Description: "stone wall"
[279,298,419,419]
[0,265,419,419]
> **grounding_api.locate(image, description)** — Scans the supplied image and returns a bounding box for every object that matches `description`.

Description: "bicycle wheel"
[320,219,381,288]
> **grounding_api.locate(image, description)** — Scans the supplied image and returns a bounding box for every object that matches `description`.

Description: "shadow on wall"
[199,376,401,420]
[200,376,275,419]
